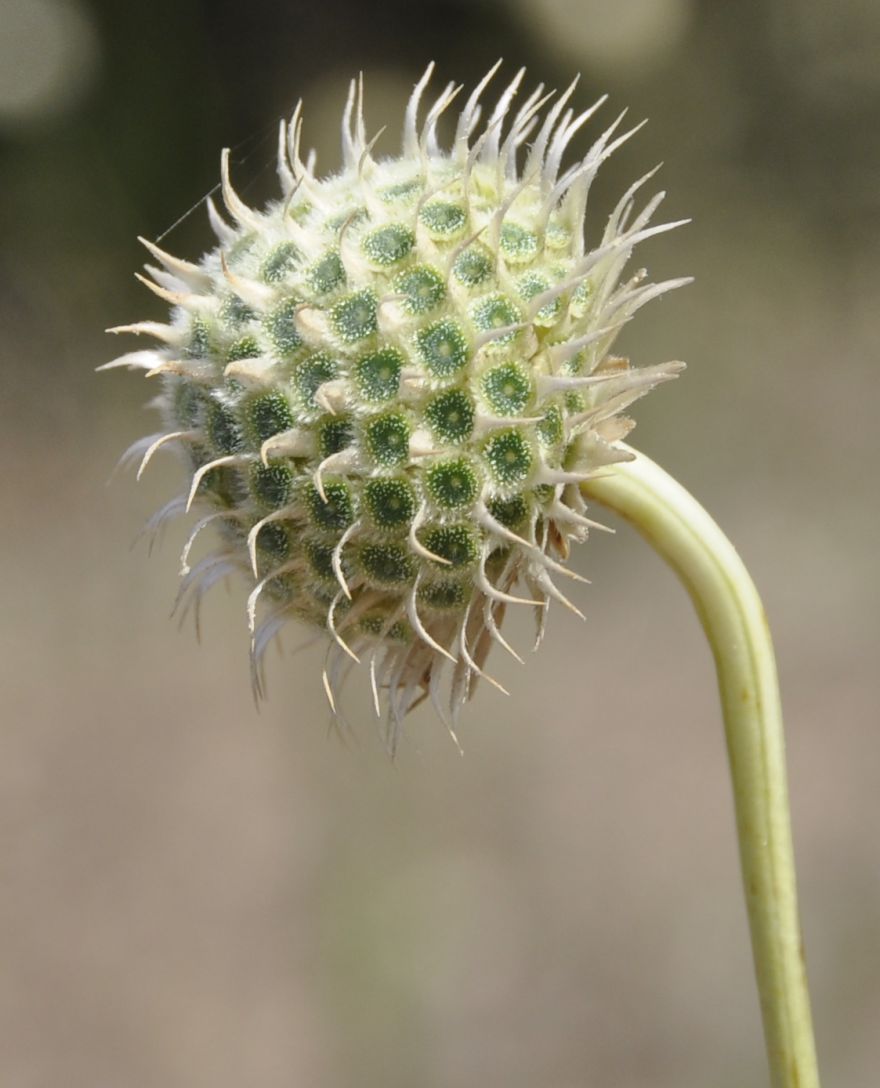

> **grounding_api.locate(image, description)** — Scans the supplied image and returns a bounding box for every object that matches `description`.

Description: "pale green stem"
[581,445,820,1088]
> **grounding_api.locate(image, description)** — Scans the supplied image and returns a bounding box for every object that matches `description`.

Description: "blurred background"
[2,0,879,1085]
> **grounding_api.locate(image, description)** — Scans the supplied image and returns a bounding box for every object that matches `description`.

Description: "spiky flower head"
[104,63,689,746]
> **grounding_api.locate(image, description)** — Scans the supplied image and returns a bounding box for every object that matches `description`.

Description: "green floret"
[184,315,213,359]
[304,479,355,531]
[544,220,571,250]
[219,293,256,328]
[362,223,414,266]
[256,521,293,560]
[358,612,411,641]
[260,241,302,284]
[191,461,244,507]
[363,477,417,530]
[482,430,533,487]
[536,404,564,446]
[421,523,480,568]
[359,542,416,586]
[561,348,588,377]
[330,289,378,343]
[423,388,474,444]
[286,200,311,223]
[415,318,469,378]
[172,380,203,429]
[306,250,346,295]
[325,207,367,232]
[379,177,422,203]
[569,278,592,317]
[250,462,296,509]
[363,412,411,468]
[318,416,354,458]
[264,297,304,355]
[353,348,403,403]
[291,352,338,410]
[499,222,539,264]
[486,493,530,530]
[480,361,532,416]
[516,271,562,325]
[424,457,479,510]
[305,538,336,582]
[205,399,242,455]
[419,201,467,238]
[393,265,446,315]
[452,245,493,287]
[358,614,385,636]
[226,335,262,362]
[469,294,521,346]
[242,391,295,448]
[418,579,468,611]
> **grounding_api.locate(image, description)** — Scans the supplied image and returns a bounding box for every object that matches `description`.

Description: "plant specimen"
[103,63,821,1088]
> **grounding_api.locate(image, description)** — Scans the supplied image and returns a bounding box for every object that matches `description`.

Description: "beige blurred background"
[2,0,879,1085]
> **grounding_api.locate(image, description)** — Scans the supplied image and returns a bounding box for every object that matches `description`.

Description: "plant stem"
[581,445,820,1088]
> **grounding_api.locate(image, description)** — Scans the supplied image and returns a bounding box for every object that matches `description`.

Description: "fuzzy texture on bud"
[104,63,689,747]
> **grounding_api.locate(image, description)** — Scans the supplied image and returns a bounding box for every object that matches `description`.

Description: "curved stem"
[581,445,820,1088]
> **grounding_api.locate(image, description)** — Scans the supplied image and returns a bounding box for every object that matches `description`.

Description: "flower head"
[104,63,688,746]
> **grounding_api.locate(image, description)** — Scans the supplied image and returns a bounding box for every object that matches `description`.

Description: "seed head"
[103,63,689,748]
